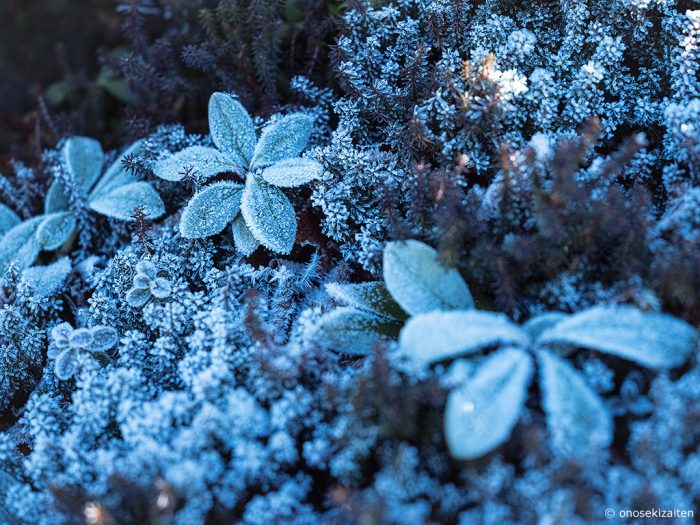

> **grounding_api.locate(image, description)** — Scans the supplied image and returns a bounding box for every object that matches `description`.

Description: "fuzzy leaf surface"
[231,215,259,256]
[0,204,20,236]
[63,136,104,190]
[538,305,698,368]
[241,176,297,254]
[399,310,529,368]
[445,348,532,460]
[180,182,244,239]
[36,212,76,251]
[316,307,403,355]
[0,217,44,272]
[383,240,474,315]
[251,114,313,168]
[325,282,407,320]
[538,349,613,454]
[154,146,242,181]
[89,182,165,222]
[261,157,322,188]
[209,92,256,166]
[22,257,72,299]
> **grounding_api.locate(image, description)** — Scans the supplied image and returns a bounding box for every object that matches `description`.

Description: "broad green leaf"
[538,305,698,368]
[89,182,165,222]
[35,212,76,251]
[522,312,568,340]
[90,140,143,199]
[316,307,403,355]
[232,215,259,256]
[398,310,529,368]
[154,146,242,182]
[538,349,612,454]
[251,114,314,168]
[445,348,532,460]
[208,92,256,166]
[325,282,407,321]
[0,217,44,272]
[383,240,474,315]
[179,181,243,239]
[44,180,70,213]
[261,157,322,188]
[241,176,297,254]
[63,136,104,191]
[22,257,71,299]
[0,204,20,236]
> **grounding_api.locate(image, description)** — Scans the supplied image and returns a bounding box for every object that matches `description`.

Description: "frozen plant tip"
[154,92,322,255]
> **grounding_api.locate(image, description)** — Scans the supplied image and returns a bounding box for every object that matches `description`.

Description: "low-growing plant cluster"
[0,1,699,524]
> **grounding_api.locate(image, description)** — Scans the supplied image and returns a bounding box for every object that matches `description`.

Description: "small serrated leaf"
[398,310,529,368]
[241,176,297,254]
[231,215,259,256]
[0,217,44,272]
[89,182,165,222]
[0,204,20,236]
[35,212,76,251]
[180,181,243,239]
[325,281,407,321]
[445,348,532,460]
[538,349,612,454]
[251,114,314,168]
[22,257,72,299]
[383,240,474,315]
[538,305,699,368]
[154,146,242,182]
[63,136,104,191]
[316,307,403,355]
[208,92,256,166]
[261,157,322,188]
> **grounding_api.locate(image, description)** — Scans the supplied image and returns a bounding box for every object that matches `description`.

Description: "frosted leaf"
[150,277,172,299]
[261,157,322,188]
[522,312,569,340]
[35,212,76,251]
[0,216,43,272]
[0,204,20,236]
[89,181,165,221]
[179,181,244,239]
[398,310,529,368]
[126,287,150,308]
[54,349,79,380]
[325,282,407,321]
[70,328,93,349]
[538,305,699,368]
[44,180,71,214]
[538,349,612,454]
[51,322,73,347]
[135,260,157,280]
[241,176,297,254]
[445,348,532,460]
[154,146,242,181]
[208,92,256,166]
[132,274,151,289]
[383,240,474,315]
[231,215,260,256]
[91,326,118,352]
[316,307,402,355]
[90,140,142,198]
[251,114,314,168]
[22,257,71,299]
[63,136,105,191]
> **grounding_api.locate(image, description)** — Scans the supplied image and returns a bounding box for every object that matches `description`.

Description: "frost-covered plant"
[154,92,322,255]
[316,239,472,353]
[125,260,173,307]
[48,322,119,380]
[0,137,164,272]
[398,305,699,459]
